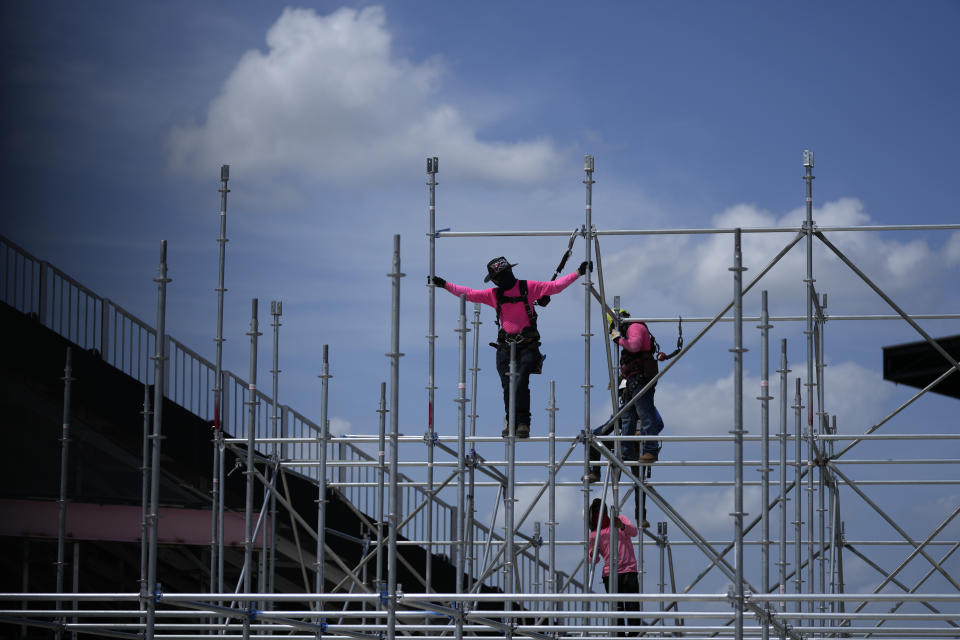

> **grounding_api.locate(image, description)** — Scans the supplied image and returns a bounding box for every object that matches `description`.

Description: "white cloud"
[909,493,960,533]
[945,231,960,265]
[599,198,958,317]
[329,416,352,436]
[655,360,893,437]
[669,485,762,538]
[515,484,584,530]
[169,6,560,184]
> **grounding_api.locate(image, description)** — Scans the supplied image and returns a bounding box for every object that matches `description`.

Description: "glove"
[535,295,552,307]
[577,261,593,276]
[609,328,621,342]
[430,275,446,288]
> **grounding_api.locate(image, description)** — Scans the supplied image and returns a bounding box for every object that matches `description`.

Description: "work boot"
[583,468,601,483]
[640,519,650,529]
[516,424,530,439]
[638,451,658,464]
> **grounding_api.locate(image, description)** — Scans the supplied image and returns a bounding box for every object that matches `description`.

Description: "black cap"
[484,256,518,282]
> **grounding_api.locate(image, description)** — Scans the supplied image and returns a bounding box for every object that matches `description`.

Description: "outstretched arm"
[526,270,581,299]
[431,276,496,307]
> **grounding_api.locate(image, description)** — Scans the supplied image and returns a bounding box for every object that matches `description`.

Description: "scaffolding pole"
[777,338,789,639]
[144,240,170,640]
[732,228,746,640]
[242,298,259,640]
[386,234,403,640]
[759,290,772,640]
[266,300,282,603]
[210,164,229,600]
[55,346,73,640]
[425,155,439,594]
[317,344,331,599]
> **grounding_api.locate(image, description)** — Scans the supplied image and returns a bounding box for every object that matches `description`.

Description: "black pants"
[495,343,541,426]
[601,571,642,636]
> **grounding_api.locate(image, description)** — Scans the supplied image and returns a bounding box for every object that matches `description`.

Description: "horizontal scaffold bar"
[435,223,960,238]
[5,592,959,603]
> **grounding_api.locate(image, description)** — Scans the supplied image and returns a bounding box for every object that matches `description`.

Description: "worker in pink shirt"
[588,497,644,635]
[612,311,664,464]
[587,309,665,484]
[431,256,591,438]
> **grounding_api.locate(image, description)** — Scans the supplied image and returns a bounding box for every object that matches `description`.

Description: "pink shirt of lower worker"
[442,272,580,334]
[588,515,639,577]
[618,321,652,352]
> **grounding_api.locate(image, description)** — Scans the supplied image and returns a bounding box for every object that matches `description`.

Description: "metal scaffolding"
[1,150,959,639]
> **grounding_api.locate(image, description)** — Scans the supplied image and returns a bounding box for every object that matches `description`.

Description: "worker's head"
[607,308,630,334]
[588,497,611,531]
[484,256,517,289]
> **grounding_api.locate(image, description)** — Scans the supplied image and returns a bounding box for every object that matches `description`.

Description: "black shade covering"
[882,335,960,400]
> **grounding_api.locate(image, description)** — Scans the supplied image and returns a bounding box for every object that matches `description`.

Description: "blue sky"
[3,1,958,603]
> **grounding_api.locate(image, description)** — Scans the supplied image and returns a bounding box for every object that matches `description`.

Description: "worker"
[588,497,644,636]
[431,256,591,438]
[611,309,663,464]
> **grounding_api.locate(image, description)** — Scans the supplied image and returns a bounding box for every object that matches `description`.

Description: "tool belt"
[490,326,545,374]
[490,326,541,349]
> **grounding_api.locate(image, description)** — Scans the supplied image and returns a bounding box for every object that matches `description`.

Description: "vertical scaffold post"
[243,298,260,638]
[828,414,839,612]
[267,300,282,602]
[211,164,229,597]
[505,340,518,639]
[581,154,595,605]
[467,302,482,586]
[759,290,772,640]
[455,295,467,640]
[317,345,331,599]
[658,521,667,619]
[71,542,79,640]
[802,149,817,616]
[607,294,619,606]
[386,234,404,640]
[547,380,558,619]
[139,384,151,607]
[731,229,746,639]
[455,294,468,598]
[376,381,387,593]
[425,156,439,593]
[145,240,170,640]
[55,346,73,640]
[793,376,803,610]
[816,298,828,622]
[777,338,790,637]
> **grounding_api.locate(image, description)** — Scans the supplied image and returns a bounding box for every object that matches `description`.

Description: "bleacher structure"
[1,151,958,639]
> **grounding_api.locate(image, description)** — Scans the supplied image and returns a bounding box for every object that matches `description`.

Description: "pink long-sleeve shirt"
[617,321,652,353]
[588,514,639,577]
[443,271,580,334]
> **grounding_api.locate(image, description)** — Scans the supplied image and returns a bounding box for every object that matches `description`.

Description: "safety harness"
[618,317,684,379]
[493,280,541,345]
[620,322,660,379]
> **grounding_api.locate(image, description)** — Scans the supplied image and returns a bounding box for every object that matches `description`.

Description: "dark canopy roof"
[882,335,960,400]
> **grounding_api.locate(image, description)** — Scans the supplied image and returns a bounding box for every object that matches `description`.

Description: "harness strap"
[621,321,659,378]
[494,280,538,330]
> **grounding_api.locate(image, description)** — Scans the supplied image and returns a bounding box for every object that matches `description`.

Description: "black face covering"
[492,270,517,290]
